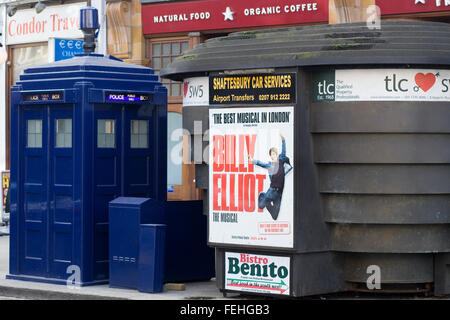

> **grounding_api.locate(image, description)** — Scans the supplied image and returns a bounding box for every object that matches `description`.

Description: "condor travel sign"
[142,0,328,34]
[209,106,294,248]
[225,252,291,295]
[6,3,85,45]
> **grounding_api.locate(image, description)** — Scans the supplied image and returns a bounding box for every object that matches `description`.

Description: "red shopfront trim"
[377,0,450,16]
[142,0,329,35]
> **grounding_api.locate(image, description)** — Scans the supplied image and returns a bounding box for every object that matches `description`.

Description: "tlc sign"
[6,3,86,45]
[142,0,328,35]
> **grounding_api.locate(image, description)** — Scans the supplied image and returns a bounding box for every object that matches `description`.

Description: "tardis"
[7,53,167,285]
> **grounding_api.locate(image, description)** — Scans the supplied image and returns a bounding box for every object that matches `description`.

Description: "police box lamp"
[80,6,99,54]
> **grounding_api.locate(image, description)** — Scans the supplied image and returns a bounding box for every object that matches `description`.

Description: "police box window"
[130,120,148,148]
[56,119,72,148]
[97,119,115,148]
[27,119,42,148]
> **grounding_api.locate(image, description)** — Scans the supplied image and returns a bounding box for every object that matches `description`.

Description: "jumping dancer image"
[248,134,290,220]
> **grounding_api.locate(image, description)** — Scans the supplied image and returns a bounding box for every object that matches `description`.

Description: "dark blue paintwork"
[8,54,167,285]
[138,224,167,293]
[108,198,214,289]
[109,197,161,289]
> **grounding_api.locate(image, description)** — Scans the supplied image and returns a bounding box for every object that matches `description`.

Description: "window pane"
[28,134,36,148]
[171,42,180,55]
[162,43,170,56]
[152,58,161,70]
[98,119,115,148]
[131,135,139,148]
[151,40,189,97]
[98,119,105,134]
[13,45,49,85]
[139,121,148,134]
[181,42,189,52]
[28,119,36,133]
[27,120,42,148]
[131,120,148,149]
[56,134,65,147]
[162,57,170,68]
[167,112,182,185]
[36,120,42,134]
[35,133,42,148]
[131,120,139,135]
[105,134,115,148]
[171,83,181,96]
[152,44,161,57]
[98,134,106,148]
[56,119,72,148]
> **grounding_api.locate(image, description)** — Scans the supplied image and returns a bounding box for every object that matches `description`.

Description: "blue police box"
[7,53,167,285]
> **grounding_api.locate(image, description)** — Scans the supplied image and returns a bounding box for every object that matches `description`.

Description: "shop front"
[140,0,450,203]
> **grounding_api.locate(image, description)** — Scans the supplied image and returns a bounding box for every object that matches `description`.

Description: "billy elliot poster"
[209,106,294,248]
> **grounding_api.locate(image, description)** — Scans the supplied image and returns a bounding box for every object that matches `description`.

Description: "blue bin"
[109,197,158,289]
[138,224,167,293]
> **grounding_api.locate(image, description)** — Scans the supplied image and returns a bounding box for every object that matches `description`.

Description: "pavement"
[0,234,228,300]
[0,234,448,301]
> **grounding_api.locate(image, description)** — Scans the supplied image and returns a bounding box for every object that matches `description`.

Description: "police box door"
[19,105,75,279]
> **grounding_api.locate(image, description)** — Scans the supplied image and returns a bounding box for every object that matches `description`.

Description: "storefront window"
[150,40,189,97]
[13,45,48,85]
[167,112,183,185]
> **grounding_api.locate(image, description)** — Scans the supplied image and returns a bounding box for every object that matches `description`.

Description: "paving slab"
[0,235,228,300]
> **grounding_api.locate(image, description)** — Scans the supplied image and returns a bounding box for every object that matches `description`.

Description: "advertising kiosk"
[161,21,450,297]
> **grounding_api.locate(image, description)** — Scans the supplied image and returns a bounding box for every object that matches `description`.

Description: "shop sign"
[313,69,450,102]
[183,77,209,106]
[209,106,294,248]
[210,73,296,105]
[142,0,328,34]
[225,252,290,295]
[6,3,86,45]
[378,0,450,15]
[2,171,10,212]
[52,38,84,61]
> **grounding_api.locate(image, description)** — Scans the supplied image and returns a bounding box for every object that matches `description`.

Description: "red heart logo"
[415,73,436,92]
[184,81,189,98]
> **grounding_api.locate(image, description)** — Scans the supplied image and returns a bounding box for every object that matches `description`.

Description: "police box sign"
[210,73,296,105]
[225,252,290,295]
[313,69,450,102]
